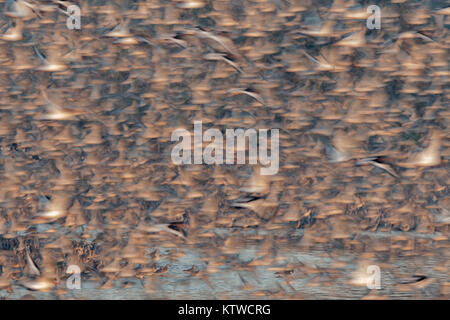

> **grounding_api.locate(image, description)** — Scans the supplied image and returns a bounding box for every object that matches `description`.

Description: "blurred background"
[0,0,448,299]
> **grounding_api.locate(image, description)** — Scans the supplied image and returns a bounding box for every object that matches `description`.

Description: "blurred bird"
[398,131,442,168]
[34,45,67,72]
[0,19,23,41]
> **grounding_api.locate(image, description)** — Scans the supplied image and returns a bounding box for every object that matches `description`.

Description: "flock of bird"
[0,0,448,299]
